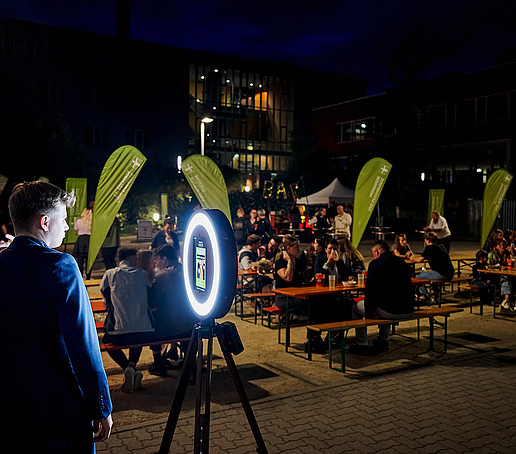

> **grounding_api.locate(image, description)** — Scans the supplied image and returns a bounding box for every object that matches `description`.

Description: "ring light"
[183,209,237,319]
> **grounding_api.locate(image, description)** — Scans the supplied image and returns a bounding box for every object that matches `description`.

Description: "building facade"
[312,63,516,236]
[0,16,364,200]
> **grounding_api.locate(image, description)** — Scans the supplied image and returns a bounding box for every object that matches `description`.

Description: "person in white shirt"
[424,211,451,252]
[333,205,352,237]
[100,248,155,392]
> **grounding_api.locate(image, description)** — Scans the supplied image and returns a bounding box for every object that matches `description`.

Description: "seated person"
[412,232,454,301]
[148,245,197,375]
[392,233,414,259]
[273,236,307,311]
[306,236,328,280]
[101,248,155,392]
[350,240,414,355]
[488,239,515,312]
[259,235,282,262]
[151,218,180,260]
[314,238,353,283]
[238,234,261,270]
[471,250,496,309]
[339,235,366,279]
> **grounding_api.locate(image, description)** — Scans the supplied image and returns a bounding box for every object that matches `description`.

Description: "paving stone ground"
[89,238,516,453]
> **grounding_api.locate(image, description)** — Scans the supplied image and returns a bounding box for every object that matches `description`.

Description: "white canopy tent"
[296,178,355,206]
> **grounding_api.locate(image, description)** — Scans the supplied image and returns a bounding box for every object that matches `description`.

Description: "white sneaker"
[122,365,135,393]
[134,370,143,390]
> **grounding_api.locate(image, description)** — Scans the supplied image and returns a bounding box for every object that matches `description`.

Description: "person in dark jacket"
[314,238,353,283]
[0,181,112,452]
[350,239,414,355]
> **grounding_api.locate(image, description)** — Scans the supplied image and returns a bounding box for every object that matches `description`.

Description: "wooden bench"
[306,306,463,372]
[458,284,495,317]
[243,292,276,324]
[99,336,190,352]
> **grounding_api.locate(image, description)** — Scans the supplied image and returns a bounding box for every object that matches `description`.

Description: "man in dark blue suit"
[0,181,112,453]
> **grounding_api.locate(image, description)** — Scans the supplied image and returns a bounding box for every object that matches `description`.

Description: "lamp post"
[200,117,213,155]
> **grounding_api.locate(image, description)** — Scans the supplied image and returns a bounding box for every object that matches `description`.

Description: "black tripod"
[157,321,268,454]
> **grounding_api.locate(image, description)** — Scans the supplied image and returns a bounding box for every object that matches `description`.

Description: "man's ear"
[39,215,50,232]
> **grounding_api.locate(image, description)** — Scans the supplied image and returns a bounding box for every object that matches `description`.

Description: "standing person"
[424,211,452,252]
[232,207,249,250]
[0,181,112,452]
[332,204,352,243]
[310,207,331,232]
[151,218,180,260]
[102,216,120,270]
[73,201,94,279]
[253,208,273,242]
[101,248,155,392]
[349,240,414,355]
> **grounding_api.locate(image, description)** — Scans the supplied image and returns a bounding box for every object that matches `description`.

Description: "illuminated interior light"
[244,185,251,192]
[183,212,221,317]
[200,75,205,80]
[476,168,482,173]
[249,83,254,87]
[226,79,230,83]
[214,69,219,72]
[361,123,367,128]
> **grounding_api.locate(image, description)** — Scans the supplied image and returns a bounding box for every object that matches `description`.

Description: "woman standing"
[73,201,94,279]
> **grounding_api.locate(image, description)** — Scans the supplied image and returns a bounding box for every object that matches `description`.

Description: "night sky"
[2,0,516,93]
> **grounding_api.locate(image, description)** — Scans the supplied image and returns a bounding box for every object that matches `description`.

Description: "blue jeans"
[417,270,447,296]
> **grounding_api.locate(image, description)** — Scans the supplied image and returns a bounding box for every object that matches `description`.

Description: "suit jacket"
[0,236,112,445]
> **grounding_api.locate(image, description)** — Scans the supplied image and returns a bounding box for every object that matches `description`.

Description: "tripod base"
[157,321,268,454]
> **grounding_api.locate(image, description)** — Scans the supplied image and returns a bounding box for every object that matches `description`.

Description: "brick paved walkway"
[97,349,516,453]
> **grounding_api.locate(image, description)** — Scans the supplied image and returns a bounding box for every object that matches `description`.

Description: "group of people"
[233,207,274,250]
[237,227,415,355]
[471,228,516,313]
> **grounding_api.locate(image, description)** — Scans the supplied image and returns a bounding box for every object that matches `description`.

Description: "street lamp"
[200,117,213,155]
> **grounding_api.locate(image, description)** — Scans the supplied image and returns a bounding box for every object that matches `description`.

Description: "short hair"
[8,181,75,233]
[476,250,488,260]
[257,209,266,216]
[236,207,245,216]
[119,248,138,261]
[154,244,177,263]
[271,235,281,244]
[247,234,261,246]
[373,239,389,253]
[424,231,438,243]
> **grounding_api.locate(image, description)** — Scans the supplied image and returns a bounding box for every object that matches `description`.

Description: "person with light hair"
[0,181,112,451]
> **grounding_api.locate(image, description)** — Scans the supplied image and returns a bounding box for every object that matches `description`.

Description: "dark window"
[487,93,508,121]
[456,99,475,126]
[477,97,486,122]
[427,104,447,129]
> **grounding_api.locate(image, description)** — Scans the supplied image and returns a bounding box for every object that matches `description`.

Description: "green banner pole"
[481,169,513,249]
[427,189,445,225]
[87,146,146,273]
[352,157,392,247]
[181,155,232,226]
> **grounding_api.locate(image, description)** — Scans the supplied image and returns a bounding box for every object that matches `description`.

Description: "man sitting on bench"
[349,240,414,355]
[413,231,455,304]
[101,248,155,392]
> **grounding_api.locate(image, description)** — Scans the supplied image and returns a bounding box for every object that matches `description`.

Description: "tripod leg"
[216,326,269,454]
[157,326,200,454]
[194,325,214,453]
